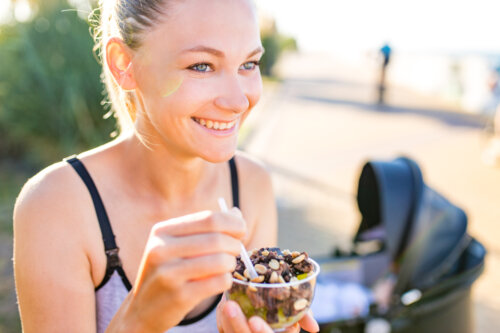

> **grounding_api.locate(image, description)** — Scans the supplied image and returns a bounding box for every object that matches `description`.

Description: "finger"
[223,301,252,333]
[217,300,226,333]
[139,237,237,282]
[186,273,233,300]
[283,322,300,333]
[219,300,237,333]
[248,316,274,333]
[145,233,242,269]
[167,233,242,258]
[298,311,319,332]
[169,253,236,281]
[218,300,234,333]
[153,210,246,239]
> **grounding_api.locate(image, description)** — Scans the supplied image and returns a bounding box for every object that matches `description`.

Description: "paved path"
[243,52,500,332]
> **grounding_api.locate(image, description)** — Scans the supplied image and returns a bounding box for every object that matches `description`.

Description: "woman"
[13,0,319,332]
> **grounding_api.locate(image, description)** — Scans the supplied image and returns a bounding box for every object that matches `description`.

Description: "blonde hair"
[90,0,168,134]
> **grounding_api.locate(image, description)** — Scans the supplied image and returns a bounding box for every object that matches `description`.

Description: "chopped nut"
[269,271,279,283]
[248,284,258,292]
[280,260,285,265]
[278,275,286,284]
[269,259,280,270]
[283,249,291,256]
[261,250,269,256]
[243,269,250,279]
[251,275,265,283]
[291,251,301,258]
[254,264,267,275]
[233,272,247,281]
[292,254,305,264]
[293,298,308,311]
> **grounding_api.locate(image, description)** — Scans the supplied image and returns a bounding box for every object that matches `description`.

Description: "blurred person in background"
[377,42,392,104]
[482,65,500,166]
[484,64,500,116]
[12,0,319,332]
[482,103,500,166]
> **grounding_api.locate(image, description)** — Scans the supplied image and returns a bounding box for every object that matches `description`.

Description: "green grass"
[0,164,28,332]
[0,164,31,235]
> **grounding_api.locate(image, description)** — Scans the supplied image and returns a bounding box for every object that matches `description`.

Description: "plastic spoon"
[217,197,259,279]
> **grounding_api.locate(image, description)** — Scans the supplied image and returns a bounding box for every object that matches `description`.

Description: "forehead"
[139,0,260,57]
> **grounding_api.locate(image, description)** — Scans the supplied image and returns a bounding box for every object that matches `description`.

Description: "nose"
[214,74,250,114]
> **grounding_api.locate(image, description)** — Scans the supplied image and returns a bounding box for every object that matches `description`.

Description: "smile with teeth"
[192,117,237,131]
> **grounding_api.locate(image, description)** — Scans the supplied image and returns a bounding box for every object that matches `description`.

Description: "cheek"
[239,77,263,124]
[163,79,213,115]
[247,75,263,108]
[161,76,184,97]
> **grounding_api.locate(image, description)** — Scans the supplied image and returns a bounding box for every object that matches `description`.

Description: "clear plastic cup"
[226,259,320,332]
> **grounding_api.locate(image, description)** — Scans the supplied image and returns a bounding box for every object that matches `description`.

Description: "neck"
[117,130,217,206]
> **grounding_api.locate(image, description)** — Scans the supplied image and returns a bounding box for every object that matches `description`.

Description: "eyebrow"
[182,45,265,58]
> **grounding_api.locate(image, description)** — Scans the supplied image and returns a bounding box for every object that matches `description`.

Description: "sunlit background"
[1,0,499,332]
[255,0,500,112]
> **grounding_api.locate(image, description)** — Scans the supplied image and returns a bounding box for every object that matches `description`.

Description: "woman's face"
[131,0,263,162]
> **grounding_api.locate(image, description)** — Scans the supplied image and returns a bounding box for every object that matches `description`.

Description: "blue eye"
[190,63,212,72]
[240,61,260,71]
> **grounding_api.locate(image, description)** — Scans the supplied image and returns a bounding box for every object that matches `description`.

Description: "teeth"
[194,117,236,131]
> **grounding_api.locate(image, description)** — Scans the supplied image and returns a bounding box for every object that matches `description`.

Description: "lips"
[192,117,237,131]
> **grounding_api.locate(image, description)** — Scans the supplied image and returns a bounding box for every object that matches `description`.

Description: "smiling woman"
[12,0,318,333]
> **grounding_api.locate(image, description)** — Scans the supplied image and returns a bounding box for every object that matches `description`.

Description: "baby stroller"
[311,157,486,333]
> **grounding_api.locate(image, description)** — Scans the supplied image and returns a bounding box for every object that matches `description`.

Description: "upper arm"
[235,153,278,249]
[13,164,97,333]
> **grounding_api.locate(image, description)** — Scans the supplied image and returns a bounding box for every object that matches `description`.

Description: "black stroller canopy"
[315,156,485,333]
[355,157,469,292]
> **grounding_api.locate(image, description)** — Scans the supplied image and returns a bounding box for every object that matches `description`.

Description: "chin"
[199,146,237,164]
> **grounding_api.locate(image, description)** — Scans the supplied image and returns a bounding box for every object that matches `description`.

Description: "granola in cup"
[226,247,320,332]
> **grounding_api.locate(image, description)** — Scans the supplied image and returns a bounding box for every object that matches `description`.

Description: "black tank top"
[65,155,240,326]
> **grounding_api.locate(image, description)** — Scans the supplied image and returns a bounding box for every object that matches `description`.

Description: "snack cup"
[226,259,320,332]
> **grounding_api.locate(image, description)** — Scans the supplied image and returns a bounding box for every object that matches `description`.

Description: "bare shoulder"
[13,160,99,331]
[14,136,123,223]
[13,157,101,261]
[233,151,277,247]
[14,159,93,229]
[233,151,272,189]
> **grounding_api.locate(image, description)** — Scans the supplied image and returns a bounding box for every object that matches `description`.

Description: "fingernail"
[249,317,262,331]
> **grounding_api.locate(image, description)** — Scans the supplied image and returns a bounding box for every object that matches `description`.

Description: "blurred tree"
[0,0,112,167]
[259,18,297,77]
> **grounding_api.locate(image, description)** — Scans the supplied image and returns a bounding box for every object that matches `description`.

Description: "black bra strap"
[65,156,117,251]
[64,156,128,290]
[229,157,239,208]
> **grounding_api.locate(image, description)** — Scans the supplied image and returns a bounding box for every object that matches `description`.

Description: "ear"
[105,37,137,91]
